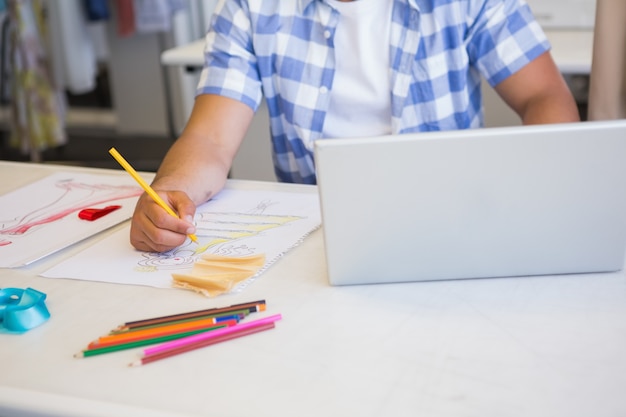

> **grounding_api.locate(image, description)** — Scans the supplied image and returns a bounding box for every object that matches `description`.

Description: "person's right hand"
[129,190,197,253]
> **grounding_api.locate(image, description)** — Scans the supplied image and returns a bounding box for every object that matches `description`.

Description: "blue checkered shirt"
[197,0,550,184]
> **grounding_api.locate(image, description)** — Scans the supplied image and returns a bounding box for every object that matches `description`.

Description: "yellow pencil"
[108,147,198,244]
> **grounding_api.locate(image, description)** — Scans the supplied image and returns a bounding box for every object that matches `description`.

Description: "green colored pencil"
[74,326,225,358]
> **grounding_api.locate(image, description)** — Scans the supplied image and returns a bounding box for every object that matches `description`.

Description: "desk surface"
[2,161,626,417]
[161,30,594,74]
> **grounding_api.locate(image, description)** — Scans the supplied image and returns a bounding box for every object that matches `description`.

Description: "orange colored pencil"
[89,317,238,348]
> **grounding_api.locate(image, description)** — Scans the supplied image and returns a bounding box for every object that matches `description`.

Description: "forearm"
[151,133,231,205]
[150,94,255,205]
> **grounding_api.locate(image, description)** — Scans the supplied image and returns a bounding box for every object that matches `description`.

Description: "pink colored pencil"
[141,313,282,357]
[129,322,275,367]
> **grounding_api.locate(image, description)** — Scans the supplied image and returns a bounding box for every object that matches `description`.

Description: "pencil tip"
[74,352,84,358]
[128,361,141,367]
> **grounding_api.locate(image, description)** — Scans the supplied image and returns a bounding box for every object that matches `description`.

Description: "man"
[131,0,579,252]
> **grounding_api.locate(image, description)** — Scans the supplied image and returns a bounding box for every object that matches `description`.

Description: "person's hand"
[130,190,197,252]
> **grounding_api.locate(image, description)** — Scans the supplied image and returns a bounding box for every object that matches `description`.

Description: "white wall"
[525,0,596,29]
[106,24,170,136]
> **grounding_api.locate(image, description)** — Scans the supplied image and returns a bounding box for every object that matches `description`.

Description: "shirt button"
[324,30,331,39]
[319,86,329,94]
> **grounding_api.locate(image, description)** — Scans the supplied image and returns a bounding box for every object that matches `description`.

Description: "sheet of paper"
[0,172,142,268]
[41,188,321,291]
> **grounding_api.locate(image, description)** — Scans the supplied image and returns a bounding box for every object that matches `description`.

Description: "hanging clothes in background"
[133,0,186,33]
[114,0,135,37]
[46,1,98,95]
[114,0,186,37]
[1,0,11,106]
[6,0,66,161]
[83,0,109,21]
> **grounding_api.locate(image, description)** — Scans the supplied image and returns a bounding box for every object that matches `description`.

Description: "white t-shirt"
[323,0,393,139]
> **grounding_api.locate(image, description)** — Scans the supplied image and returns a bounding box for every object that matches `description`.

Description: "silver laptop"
[314,120,626,286]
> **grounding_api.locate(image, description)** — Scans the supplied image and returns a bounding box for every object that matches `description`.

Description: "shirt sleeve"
[466,0,551,87]
[195,0,263,111]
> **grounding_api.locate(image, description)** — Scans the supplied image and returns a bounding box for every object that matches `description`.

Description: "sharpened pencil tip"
[74,352,84,358]
[128,360,142,367]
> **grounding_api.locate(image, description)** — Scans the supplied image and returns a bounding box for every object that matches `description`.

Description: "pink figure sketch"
[0,179,142,237]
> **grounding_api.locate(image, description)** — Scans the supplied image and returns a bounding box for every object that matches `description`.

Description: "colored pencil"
[108,147,199,244]
[116,300,266,331]
[75,327,221,358]
[110,311,248,335]
[90,318,238,349]
[129,322,276,367]
[142,314,282,357]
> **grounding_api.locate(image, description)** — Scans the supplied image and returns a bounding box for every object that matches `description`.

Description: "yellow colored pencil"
[108,147,198,244]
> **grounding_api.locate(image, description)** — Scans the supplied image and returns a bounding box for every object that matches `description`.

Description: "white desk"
[1,160,626,417]
[161,30,594,74]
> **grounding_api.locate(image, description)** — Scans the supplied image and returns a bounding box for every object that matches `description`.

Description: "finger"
[130,194,188,252]
[167,191,197,229]
[130,217,187,252]
[141,209,188,248]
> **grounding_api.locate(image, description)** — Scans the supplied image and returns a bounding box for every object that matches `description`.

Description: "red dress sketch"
[1,178,142,244]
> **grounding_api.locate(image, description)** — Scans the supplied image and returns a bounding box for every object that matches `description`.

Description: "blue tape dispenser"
[0,287,50,333]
